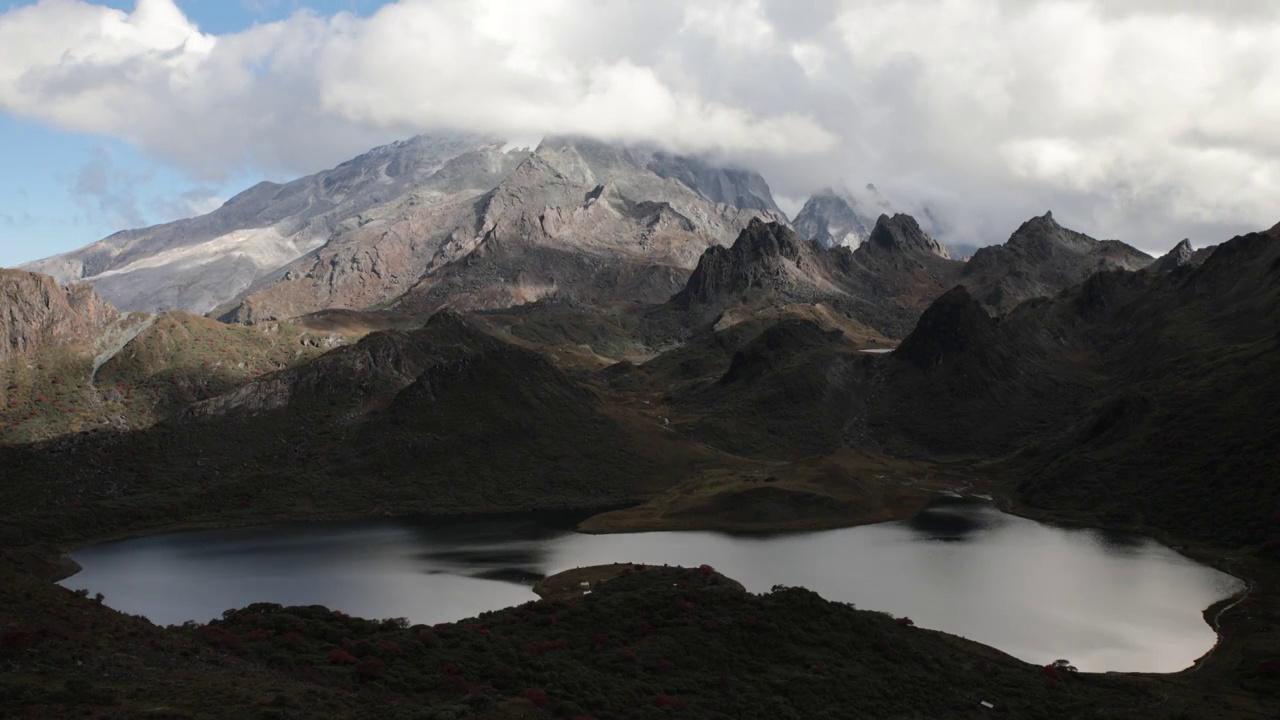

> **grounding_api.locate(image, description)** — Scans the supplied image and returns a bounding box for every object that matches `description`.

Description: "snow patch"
[85,227,325,279]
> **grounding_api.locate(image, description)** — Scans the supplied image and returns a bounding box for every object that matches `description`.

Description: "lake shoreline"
[55,489,1244,676]
[22,476,1266,686]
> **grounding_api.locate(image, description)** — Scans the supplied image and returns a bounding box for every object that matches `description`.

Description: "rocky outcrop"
[859,213,950,259]
[674,219,817,306]
[671,215,964,338]
[1,269,119,361]
[1147,238,1217,274]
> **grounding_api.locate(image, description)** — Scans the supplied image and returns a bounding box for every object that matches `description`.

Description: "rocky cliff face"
[1,270,119,361]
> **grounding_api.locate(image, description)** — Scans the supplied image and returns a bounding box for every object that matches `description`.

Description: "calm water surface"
[63,500,1243,673]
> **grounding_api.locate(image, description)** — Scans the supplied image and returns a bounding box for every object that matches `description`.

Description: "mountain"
[671,215,960,339]
[219,137,784,323]
[21,133,784,321]
[1,270,119,361]
[791,184,891,249]
[860,212,950,259]
[681,219,1280,543]
[1147,238,1216,274]
[22,134,499,315]
[959,211,1152,312]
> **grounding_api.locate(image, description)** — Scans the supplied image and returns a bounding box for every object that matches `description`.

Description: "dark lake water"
[62,499,1243,673]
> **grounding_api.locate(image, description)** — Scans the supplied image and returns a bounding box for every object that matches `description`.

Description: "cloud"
[0,0,1277,252]
[72,145,150,229]
[149,186,225,220]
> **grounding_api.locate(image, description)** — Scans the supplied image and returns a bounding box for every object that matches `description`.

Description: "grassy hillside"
[0,311,360,445]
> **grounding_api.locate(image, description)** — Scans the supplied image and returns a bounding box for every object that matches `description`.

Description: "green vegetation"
[0,311,337,446]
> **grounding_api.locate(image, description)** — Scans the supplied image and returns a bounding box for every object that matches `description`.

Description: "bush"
[0,630,33,652]
[521,688,549,708]
[327,649,358,665]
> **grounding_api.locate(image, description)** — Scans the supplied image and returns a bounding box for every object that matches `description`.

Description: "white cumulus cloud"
[0,0,1277,253]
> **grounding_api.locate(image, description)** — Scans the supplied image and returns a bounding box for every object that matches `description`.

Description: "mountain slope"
[21,135,498,315]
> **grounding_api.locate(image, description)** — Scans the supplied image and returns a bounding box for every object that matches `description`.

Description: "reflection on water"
[63,503,1243,673]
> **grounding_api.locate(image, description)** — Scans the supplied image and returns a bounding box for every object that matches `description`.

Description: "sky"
[1,0,1278,267]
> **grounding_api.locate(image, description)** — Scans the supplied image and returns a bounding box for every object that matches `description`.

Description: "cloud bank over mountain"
[1,0,1277,252]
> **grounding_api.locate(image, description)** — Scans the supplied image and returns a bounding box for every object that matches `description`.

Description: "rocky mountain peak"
[673,221,812,306]
[1148,239,1196,274]
[1004,211,1094,253]
[863,213,950,259]
[792,184,889,250]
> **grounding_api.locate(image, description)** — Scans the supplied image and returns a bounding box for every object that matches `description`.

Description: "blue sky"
[0,0,392,267]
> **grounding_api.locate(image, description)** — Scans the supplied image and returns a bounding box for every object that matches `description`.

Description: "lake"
[62,499,1243,673]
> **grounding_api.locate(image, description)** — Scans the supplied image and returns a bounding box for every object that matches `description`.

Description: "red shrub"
[279,631,304,647]
[702,620,718,632]
[328,649,358,665]
[416,630,439,647]
[355,658,386,679]
[0,630,33,652]
[377,640,402,654]
[524,638,568,656]
[699,564,714,577]
[1042,664,1061,680]
[441,662,459,675]
[655,695,682,709]
[896,616,915,627]
[200,626,244,653]
[654,658,673,672]
[521,688,549,708]
[1258,660,1280,678]
[618,648,637,661]
[245,629,271,642]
